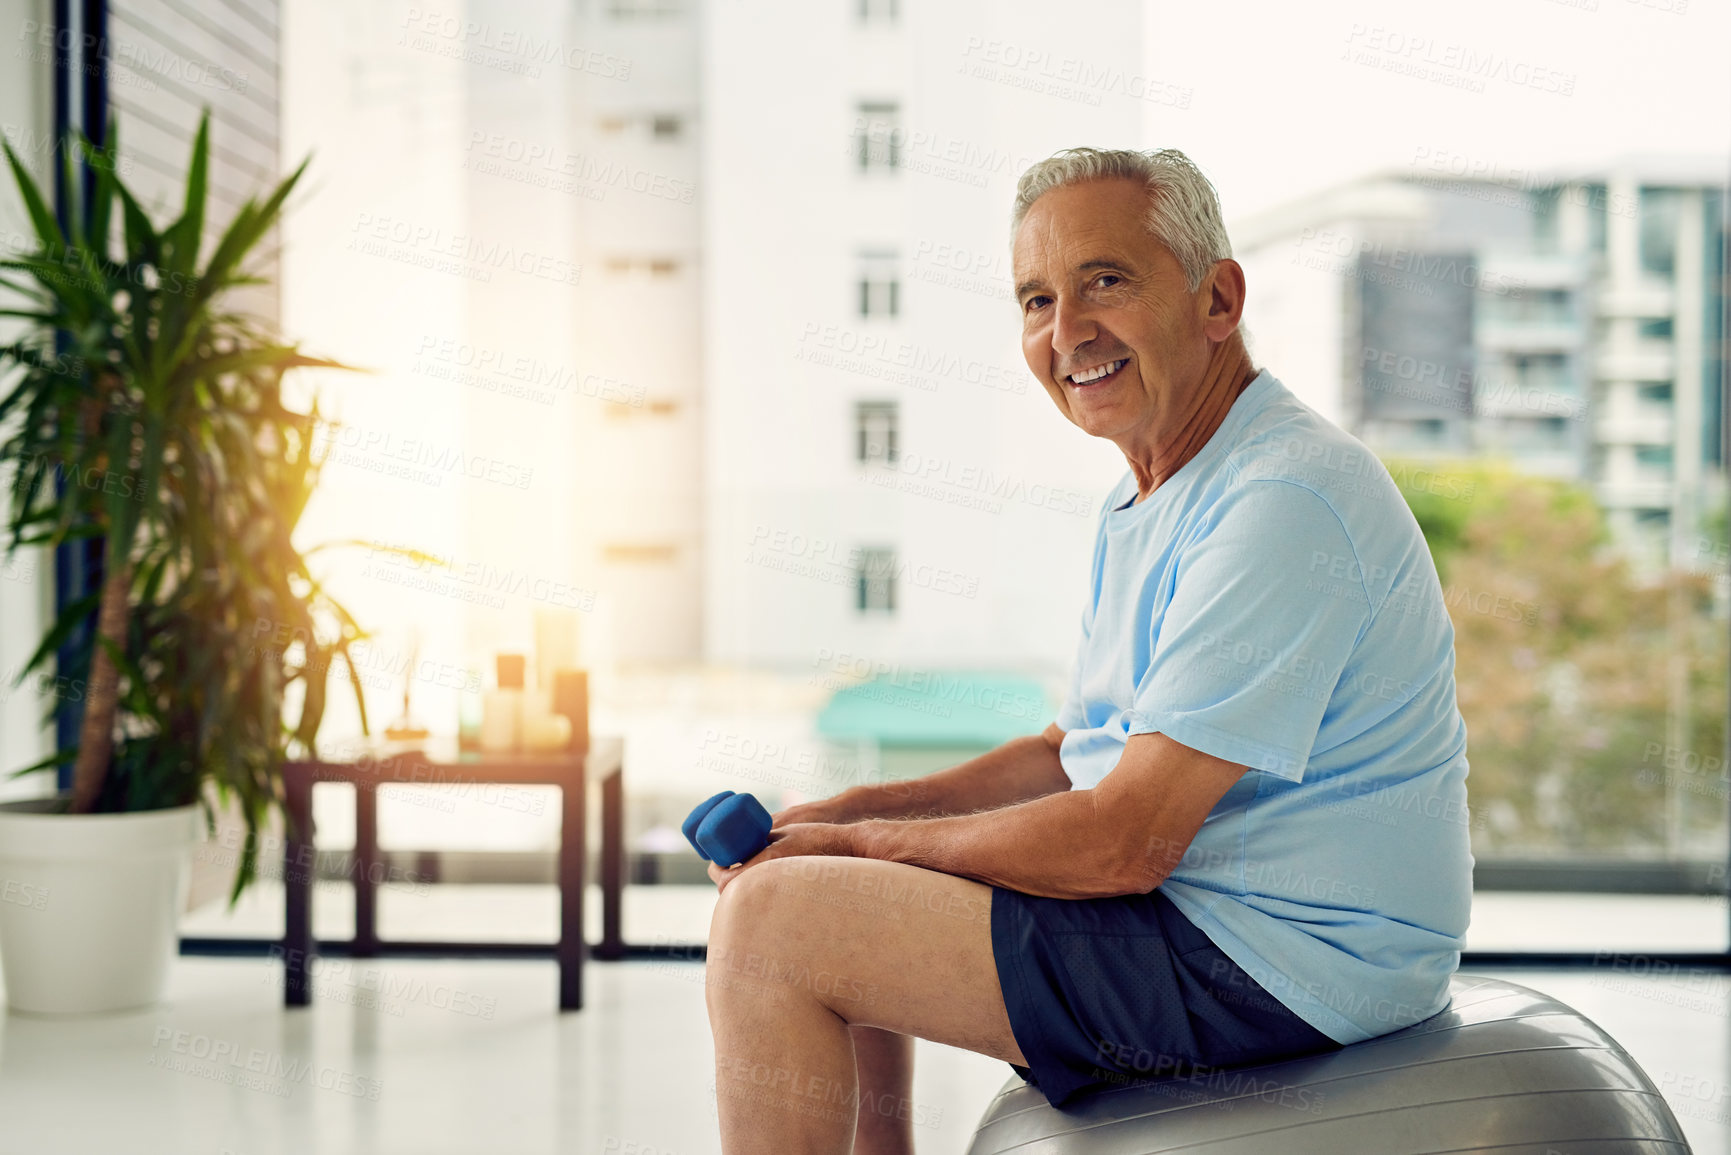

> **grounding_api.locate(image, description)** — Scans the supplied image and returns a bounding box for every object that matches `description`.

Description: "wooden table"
[280,736,624,1011]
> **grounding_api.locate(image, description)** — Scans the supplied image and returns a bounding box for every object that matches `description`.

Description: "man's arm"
[773,722,1072,826]
[732,732,1244,900]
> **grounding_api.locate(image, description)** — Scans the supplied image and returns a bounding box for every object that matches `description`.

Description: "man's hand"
[706,821,859,894]
[769,797,853,828]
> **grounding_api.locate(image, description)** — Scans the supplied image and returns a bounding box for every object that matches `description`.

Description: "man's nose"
[1051,296,1097,358]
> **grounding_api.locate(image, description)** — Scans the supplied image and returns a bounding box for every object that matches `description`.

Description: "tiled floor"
[0,954,1011,1155]
[0,952,1726,1155]
[1,881,1725,1153]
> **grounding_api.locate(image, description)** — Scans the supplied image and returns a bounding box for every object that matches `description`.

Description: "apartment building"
[1234,157,1727,568]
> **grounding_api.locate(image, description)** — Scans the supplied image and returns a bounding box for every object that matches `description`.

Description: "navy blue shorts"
[990,884,1341,1108]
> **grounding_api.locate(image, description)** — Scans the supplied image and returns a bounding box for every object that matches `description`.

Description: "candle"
[479,690,521,752]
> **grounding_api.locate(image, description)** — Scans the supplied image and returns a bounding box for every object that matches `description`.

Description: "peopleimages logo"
[398,8,631,80]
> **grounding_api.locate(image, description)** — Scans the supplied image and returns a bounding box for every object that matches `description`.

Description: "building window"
[604,257,682,277]
[855,400,898,465]
[857,249,899,318]
[1639,188,1682,278]
[1637,316,1675,340]
[598,113,684,139]
[1636,381,1674,406]
[856,547,896,613]
[1492,415,1572,455]
[1482,287,1574,325]
[604,398,679,418]
[1634,445,1674,475]
[855,101,901,172]
[1584,183,1608,254]
[1513,353,1571,391]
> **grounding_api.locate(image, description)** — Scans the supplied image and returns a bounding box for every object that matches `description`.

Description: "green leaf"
[1,142,63,252]
[6,747,74,781]
[164,112,209,278]
[17,591,101,678]
[201,155,308,296]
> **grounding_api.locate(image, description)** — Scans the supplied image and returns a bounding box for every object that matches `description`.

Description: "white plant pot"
[0,798,202,1015]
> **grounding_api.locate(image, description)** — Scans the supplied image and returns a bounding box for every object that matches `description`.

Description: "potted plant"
[0,113,369,1013]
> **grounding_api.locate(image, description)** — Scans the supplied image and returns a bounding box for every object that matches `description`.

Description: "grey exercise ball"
[966,974,1692,1154]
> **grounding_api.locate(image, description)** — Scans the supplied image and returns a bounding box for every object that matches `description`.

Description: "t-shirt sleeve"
[1124,479,1371,781]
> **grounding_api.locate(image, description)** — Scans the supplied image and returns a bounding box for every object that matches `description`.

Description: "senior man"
[704,147,1473,1153]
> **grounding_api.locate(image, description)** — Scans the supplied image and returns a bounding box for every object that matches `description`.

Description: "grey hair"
[1010,147,1231,292]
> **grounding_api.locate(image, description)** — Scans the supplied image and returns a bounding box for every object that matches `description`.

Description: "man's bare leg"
[706,855,1026,1153]
[851,1027,914,1155]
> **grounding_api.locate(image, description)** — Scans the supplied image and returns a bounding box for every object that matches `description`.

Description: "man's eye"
[1095,274,1121,289]
[1023,295,1051,312]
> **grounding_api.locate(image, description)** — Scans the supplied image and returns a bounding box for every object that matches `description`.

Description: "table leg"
[284,775,314,1007]
[597,765,625,961]
[559,762,586,1010]
[355,782,380,956]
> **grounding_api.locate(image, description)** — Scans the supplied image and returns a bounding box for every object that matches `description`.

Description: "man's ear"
[1200,258,1246,343]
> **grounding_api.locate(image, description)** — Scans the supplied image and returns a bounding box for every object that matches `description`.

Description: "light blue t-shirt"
[1055,368,1474,1045]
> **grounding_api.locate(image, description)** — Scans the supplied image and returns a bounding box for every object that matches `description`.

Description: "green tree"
[1389,463,1726,856]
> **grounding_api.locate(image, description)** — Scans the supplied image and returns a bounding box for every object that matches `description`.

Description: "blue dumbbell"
[682,790,773,867]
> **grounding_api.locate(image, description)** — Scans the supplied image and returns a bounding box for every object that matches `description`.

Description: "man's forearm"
[849,789,1153,900]
[829,725,1071,822]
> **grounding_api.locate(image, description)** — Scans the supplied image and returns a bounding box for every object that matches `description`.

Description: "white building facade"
[699,0,1156,679]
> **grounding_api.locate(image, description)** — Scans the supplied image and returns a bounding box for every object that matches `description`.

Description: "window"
[856,548,896,612]
[1634,508,1671,529]
[604,398,679,418]
[858,0,898,23]
[1482,288,1574,325]
[1532,188,1561,256]
[1637,382,1674,406]
[1584,182,1608,254]
[854,101,900,172]
[1634,445,1674,475]
[1640,188,1682,278]
[1639,317,1676,341]
[1491,415,1573,454]
[1513,353,1572,392]
[604,257,682,277]
[599,114,684,139]
[855,401,898,465]
[857,249,899,318]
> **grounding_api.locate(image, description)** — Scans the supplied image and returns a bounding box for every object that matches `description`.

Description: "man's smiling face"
[1013,177,1215,443]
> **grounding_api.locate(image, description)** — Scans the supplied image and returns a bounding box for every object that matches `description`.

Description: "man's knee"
[707,858,823,980]
[713,857,810,928]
